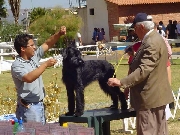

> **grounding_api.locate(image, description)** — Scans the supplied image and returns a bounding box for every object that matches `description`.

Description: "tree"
[8,0,21,24]
[0,0,7,18]
[29,7,82,49]
[29,7,47,25]
[0,21,23,42]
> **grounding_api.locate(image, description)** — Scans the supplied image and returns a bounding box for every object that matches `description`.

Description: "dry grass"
[172,47,180,53]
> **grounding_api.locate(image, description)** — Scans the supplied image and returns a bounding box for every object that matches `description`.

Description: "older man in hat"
[107,13,173,135]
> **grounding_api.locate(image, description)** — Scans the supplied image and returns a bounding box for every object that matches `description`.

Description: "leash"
[112,38,139,78]
[113,53,125,78]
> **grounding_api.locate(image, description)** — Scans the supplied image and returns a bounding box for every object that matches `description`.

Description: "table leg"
[98,117,110,135]
[59,119,63,126]
[102,121,110,135]
[87,117,92,127]
[93,117,100,135]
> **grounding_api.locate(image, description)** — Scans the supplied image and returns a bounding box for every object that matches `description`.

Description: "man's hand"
[107,78,122,87]
[42,26,66,52]
[45,58,57,67]
[59,26,66,36]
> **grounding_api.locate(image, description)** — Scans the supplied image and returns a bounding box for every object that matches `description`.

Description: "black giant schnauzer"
[62,47,127,116]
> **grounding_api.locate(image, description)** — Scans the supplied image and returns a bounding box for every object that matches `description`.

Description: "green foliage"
[0,21,23,42]
[28,7,82,49]
[29,7,47,24]
[0,0,7,18]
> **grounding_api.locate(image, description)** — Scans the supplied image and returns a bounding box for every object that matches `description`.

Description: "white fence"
[0,42,17,74]
[0,39,180,74]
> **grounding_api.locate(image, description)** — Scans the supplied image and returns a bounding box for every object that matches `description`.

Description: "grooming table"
[59,108,136,135]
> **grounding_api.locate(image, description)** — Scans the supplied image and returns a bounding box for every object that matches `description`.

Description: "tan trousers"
[136,105,168,135]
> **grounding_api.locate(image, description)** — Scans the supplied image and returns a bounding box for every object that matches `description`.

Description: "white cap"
[147,15,152,20]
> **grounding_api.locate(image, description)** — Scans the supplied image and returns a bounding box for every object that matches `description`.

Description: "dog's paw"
[121,104,128,110]
[65,112,74,116]
[74,111,84,117]
[109,105,118,110]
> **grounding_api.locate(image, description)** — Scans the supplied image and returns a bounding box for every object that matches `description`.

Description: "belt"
[20,99,43,108]
[27,99,43,104]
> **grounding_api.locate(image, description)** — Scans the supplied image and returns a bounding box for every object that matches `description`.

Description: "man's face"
[23,39,36,59]
[134,24,144,40]
[134,24,140,35]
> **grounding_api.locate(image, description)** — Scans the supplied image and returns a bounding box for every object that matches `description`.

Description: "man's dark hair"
[159,21,163,25]
[169,20,172,24]
[14,34,33,55]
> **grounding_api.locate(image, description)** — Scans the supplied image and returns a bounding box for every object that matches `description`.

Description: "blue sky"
[4,0,79,9]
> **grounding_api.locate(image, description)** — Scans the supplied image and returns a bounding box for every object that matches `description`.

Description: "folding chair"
[165,104,173,120]
[171,88,180,119]
[122,92,136,134]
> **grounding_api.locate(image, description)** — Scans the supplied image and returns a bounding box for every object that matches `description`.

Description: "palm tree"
[0,0,7,18]
[8,0,21,24]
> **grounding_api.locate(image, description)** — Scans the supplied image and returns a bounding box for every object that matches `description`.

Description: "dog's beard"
[70,57,84,66]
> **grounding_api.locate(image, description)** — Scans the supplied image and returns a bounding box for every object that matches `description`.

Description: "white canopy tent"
[113,23,133,30]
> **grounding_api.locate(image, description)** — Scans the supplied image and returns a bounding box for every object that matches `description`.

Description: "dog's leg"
[74,86,85,117]
[110,93,119,109]
[113,86,128,110]
[98,80,119,109]
[65,84,75,116]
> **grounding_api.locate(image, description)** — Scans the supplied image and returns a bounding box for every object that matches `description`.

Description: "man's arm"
[120,43,159,88]
[108,43,159,88]
[22,58,57,83]
[77,32,82,45]
[42,26,66,53]
[79,37,82,45]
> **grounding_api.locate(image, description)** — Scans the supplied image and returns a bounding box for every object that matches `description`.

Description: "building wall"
[108,2,180,40]
[78,7,88,44]
[107,2,119,41]
[82,0,109,44]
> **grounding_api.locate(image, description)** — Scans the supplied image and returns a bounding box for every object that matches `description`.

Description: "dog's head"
[62,47,84,66]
